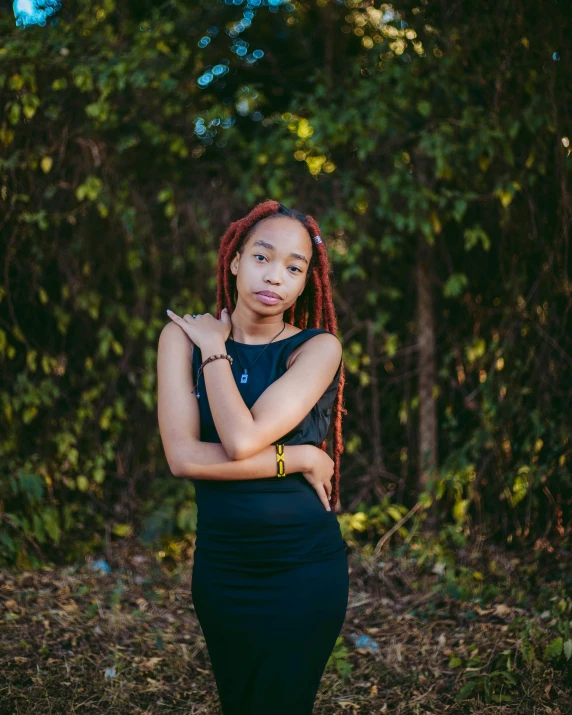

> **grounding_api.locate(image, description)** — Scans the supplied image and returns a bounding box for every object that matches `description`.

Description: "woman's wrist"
[283,444,314,474]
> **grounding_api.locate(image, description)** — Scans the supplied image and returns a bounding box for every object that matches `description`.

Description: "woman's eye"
[254,254,301,273]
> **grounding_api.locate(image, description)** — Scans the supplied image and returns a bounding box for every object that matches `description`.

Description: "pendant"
[240,370,249,384]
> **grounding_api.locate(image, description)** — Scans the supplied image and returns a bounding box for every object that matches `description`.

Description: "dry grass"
[1,538,571,714]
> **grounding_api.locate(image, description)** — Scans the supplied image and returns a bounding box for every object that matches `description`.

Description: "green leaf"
[8,102,21,125]
[463,225,491,251]
[176,503,198,532]
[112,523,133,537]
[157,188,173,203]
[21,94,40,119]
[12,472,44,504]
[418,492,433,509]
[76,176,103,202]
[544,637,563,661]
[452,499,469,523]
[452,199,467,223]
[72,66,94,92]
[42,507,61,544]
[85,101,110,121]
[456,681,476,700]
[40,156,53,174]
[443,273,468,298]
[386,505,404,522]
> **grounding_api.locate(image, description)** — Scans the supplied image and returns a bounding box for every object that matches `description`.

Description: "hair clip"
[313,235,323,244]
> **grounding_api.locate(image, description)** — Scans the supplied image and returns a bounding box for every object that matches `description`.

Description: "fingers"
[166,310,187,331]
[316,484,331,512]
[324,475,332,500]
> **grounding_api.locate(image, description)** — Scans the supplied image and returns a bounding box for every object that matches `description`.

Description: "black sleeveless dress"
[190,328,349,715]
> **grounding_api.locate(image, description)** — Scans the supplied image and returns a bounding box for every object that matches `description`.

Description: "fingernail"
[166,309,172,315]
[327,506,331,511]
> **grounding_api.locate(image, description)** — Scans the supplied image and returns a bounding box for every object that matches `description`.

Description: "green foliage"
[326,636,353,681]
[338,498,411,548]
[0,0,570,564]
[378,535,572,706]
[451,599,572,705]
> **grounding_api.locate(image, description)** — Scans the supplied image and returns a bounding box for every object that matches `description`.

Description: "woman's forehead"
[245,216,311,249]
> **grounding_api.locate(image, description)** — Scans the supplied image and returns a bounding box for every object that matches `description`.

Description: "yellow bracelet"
[275,443,285,478]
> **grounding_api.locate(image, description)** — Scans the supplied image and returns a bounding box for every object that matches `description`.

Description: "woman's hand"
[301,446,335,512]
[166,307,232,351]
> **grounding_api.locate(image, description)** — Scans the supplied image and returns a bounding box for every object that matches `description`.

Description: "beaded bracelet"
[193,353,233,398]
[275,443,285,478]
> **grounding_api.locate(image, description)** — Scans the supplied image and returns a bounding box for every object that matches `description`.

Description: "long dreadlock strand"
[303,215,345,508]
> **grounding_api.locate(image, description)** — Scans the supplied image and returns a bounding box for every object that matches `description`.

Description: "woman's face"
[230,216,313,314]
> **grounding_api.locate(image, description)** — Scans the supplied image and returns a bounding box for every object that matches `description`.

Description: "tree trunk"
[416,234,438,493]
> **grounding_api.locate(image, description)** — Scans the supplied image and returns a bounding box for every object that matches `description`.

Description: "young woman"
[157,200,349,714]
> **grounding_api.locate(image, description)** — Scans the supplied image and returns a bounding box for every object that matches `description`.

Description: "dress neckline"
[226,328,316,348]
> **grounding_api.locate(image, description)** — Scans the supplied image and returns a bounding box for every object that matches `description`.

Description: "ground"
[1,538,571,714]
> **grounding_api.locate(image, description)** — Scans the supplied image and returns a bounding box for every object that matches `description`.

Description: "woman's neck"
[229,302,287,344]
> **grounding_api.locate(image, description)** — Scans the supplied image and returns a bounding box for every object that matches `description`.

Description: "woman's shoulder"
[285,328,342,371]
[295,327,341,347]
[160,321,194,359]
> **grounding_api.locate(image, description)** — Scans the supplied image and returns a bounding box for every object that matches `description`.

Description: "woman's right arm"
[169,439,314,481]
[157,321,315,480]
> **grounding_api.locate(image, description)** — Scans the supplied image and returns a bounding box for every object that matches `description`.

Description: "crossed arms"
[157,321,342,479]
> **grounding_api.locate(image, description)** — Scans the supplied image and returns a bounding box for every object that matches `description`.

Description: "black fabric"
[193,328,342,446]
[190,328,349,714]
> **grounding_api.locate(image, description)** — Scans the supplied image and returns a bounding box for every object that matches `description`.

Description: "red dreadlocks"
[215,200,348,510]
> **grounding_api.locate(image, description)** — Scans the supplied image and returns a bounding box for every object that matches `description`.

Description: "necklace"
[229,321,287,384]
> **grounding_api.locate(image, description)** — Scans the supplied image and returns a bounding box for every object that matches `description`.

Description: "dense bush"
[1,0,570,566]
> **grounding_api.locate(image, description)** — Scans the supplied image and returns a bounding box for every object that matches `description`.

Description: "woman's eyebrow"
[251,239,309,265]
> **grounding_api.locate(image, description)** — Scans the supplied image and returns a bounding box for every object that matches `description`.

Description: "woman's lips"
[255,292,281,305]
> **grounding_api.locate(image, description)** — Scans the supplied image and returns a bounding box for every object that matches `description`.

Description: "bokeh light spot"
[13,0,62,28]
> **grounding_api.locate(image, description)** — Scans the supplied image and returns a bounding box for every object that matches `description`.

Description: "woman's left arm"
[166,309,342,461]
[199,332,341,460]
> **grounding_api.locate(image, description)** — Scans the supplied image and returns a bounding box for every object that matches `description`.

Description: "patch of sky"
[382,7,398,23]
[13,0,61,28]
